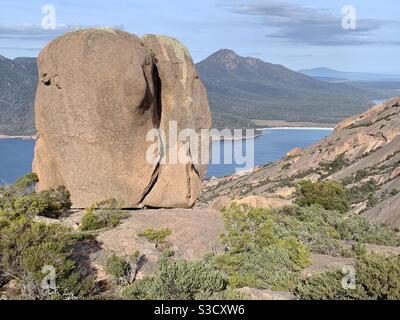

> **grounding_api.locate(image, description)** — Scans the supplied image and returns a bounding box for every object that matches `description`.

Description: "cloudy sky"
[0,0,399,73]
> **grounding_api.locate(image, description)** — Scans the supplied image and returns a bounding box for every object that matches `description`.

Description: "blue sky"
[0,0,399,73]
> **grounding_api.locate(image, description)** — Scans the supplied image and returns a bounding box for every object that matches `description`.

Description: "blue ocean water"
[0,128,332,184]
[206,128,332,178]
[0,139,35,184]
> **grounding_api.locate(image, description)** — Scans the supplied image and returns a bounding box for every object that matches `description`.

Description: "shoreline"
[211,131,264,141]
[0,134,37,140]
[259,127,334,131]
[252,119,336,129]
[0,126,333,142]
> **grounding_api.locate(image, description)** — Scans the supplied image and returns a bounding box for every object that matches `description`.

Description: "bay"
[0,138,35,184]
[207,128,332,178]
[0,128,332,184]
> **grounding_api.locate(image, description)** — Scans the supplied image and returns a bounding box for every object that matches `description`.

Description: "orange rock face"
[33,29,211,208]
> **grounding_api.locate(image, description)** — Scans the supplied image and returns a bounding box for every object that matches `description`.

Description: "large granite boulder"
[33,28,211,208]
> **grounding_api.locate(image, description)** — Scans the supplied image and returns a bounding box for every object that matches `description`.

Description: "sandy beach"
[252,119,337,128]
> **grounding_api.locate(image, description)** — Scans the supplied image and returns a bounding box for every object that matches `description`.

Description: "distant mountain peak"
[213,48,239,57]
[209,49,241,70]
[206,49,266,71]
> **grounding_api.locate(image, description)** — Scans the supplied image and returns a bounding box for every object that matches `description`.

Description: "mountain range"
[196,49,394,128]
[0,55,37,135]
[0,50,397,135]
[299,67,400,82]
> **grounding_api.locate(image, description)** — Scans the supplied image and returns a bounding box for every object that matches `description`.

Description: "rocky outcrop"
[33,28,211,208]
[50,208,224,280]
[286,147,303,158]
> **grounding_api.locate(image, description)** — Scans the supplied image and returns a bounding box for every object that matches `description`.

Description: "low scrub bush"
[13,186,72,219]
[347,180,379,205]
[319,154,350,176]
[295,253,400,300]
[14,173,39,194]
[138,228,172,248]
[81,198,127,231]
[0,173,71,219]
[273,205,400,251]
[0,174,95,299]
[105,252,145,285]
[210,205,310,291]
[0,218,95,299]
[338,216,400,246]
[295,180,349,213]
[210,203,400,293]
[123,251,227,300]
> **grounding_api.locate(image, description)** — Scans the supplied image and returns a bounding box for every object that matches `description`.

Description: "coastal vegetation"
[205,199,399,294]
[138,228,172,248]
[295,253,400,300]
[105,251,145,285]
[0,173,97,299]
[80,198,128,231]
[1,174,399,300]
[123,250,229,300]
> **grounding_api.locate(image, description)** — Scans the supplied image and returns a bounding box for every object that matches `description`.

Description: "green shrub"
[295,180,349,213]
[12,186,72,219]
[271,205,353,256]
[14,173,39,193]
[354,253,400,299]
[294,271,348,300]
[81,198,127,231]
[338,216,400,246]
[0,173,39,210]
[210,203,399,293]
[138,228,172,248]
[319,154,350,176]
[348,180,379,205]
[42,186,72,215]
[123,252,227,300]
[0,218,95,299]
[106,254,131,284]
[273,205,399,251]
[12,194,51,217]
[210,205,310,291]
[105,252,145,285]
[0,175,72,219]
[295,253,400,300]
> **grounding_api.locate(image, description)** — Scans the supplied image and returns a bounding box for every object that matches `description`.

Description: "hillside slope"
[200,97,400,228]
[196,50,389,127]
[0,55,37,135]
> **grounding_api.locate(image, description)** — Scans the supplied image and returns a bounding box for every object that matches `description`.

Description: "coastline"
[211,130,264,141]
[0,126,333,142]
[253,119,336,129]
[0,134,37,140]
[259,127,334,131]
